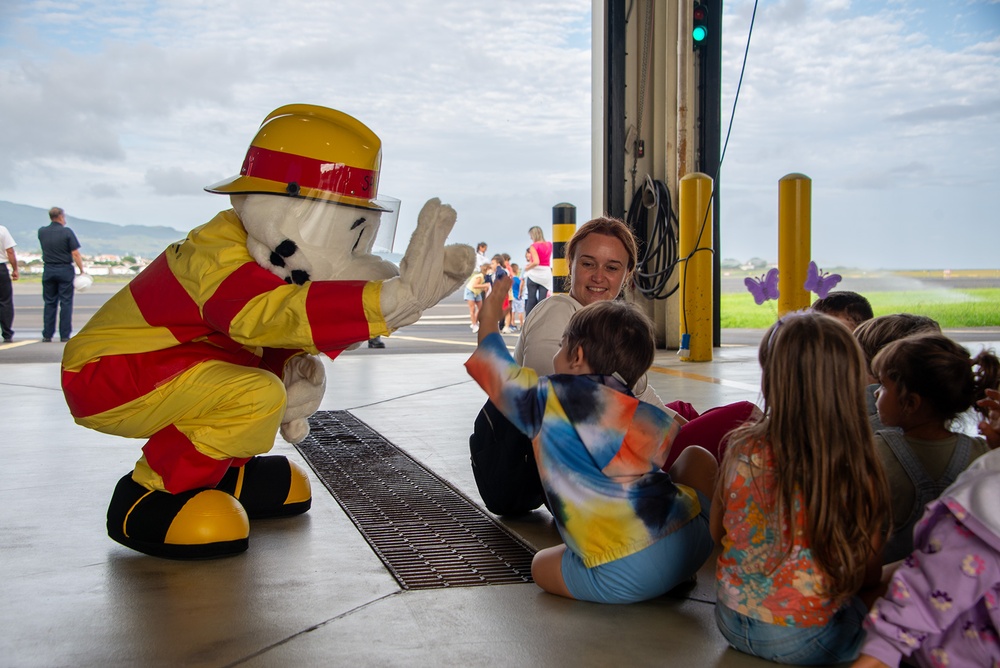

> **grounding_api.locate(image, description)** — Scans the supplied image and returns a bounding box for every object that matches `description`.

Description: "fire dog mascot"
[61,104,474,559]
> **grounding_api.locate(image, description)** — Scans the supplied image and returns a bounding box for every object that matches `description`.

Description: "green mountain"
[0,200,187,257]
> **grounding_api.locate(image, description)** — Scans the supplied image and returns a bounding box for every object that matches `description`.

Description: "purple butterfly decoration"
[804,261,842,299]
[745,267,779,305]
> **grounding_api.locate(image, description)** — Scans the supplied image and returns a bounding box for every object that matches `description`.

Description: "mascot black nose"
[269,240,299,268]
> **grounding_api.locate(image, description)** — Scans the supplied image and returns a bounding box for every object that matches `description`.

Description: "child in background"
[509,263,525,332]
[854,314,942,431]
[853,410,1000,668]
[712,312,889,665]
[465,263,491,333]
[489,254,513,333]
[811,290,874,330]
[467,275,717,604]
[870,333,1000,563]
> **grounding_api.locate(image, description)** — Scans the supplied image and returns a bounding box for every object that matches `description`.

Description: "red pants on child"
[662,400,759,471]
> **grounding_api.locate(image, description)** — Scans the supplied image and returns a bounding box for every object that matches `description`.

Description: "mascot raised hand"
[61,104,474,559]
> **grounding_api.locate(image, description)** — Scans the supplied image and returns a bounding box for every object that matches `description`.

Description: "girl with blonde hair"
[712,312,890,665]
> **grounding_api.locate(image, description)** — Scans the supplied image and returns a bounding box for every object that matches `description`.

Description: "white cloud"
[719,0,1000,267]
[0,0,996,268]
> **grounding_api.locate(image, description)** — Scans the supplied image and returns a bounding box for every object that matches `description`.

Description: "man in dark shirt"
[38,207,85,342]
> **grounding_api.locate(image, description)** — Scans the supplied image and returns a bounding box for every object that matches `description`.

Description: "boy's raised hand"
[478,275,512,344]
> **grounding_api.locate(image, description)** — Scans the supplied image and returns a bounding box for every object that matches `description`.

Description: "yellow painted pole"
[678,172,713,362]
[551,203,576,294]
[777,173,812,316]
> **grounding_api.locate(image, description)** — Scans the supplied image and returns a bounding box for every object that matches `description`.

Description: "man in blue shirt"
[38,207,85,342]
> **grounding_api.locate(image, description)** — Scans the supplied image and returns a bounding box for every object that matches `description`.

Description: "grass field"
[721,288,1000,328]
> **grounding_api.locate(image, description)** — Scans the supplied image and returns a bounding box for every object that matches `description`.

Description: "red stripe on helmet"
[241,145,378,199]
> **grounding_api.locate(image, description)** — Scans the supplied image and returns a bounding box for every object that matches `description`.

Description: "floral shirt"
[715,439,839,626]
[466,332,697,568]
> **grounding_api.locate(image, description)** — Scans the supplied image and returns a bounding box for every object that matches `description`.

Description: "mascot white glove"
[279,354,326,444]
[380,198,475,330]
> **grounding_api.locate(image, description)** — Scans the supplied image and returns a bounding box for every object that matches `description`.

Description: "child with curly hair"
[871,333,1000,562]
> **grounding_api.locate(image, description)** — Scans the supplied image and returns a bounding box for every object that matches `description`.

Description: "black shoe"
[2,337,11,343]
[107,473,249,559]
[60,337,70,342]
[368,337,386,349]
[42,338,52,342]
[215,456,312,519]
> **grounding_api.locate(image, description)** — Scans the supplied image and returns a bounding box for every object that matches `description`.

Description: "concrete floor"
[2,330,998,667]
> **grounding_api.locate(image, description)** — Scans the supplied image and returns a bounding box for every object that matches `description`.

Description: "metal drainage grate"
[295,411,536,590]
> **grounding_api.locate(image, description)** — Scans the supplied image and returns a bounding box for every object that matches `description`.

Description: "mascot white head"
[206,104,401,285]
[203,104,474,444]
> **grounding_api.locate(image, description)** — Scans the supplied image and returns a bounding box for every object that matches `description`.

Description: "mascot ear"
[232,194,305,283]
[232,194,272,274]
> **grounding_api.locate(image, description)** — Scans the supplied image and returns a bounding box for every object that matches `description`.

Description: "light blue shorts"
[714,597,868,665]
[464,288,482,302]
[512,298,525,314]
[560,490,714,604]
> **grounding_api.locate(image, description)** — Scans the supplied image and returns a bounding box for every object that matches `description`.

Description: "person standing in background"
[0,223,18,342]
[474,241,489,269]
[523,226,552,316]
[38,207,85,342]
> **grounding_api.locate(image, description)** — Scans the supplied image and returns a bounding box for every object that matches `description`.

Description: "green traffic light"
[693,3,708,45]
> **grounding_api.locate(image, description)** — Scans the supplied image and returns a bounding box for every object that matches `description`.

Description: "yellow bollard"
[551,203,576,294]
[777,174,812,316]
[678,173,713,362]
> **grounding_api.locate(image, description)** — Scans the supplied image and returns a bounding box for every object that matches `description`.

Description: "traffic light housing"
[693,3,708,48]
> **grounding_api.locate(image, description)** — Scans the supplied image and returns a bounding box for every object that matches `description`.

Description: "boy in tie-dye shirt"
[465,275,717,604]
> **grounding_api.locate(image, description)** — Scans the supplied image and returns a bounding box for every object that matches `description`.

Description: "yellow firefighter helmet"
[206,104,387,211]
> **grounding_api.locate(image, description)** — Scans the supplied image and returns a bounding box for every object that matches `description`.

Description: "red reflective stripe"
[203,262,285,333]
[62,343,261,419]
[242,145,377,199]
[130,254,210,341]
[305,281,371,351]
[143,424,234,493]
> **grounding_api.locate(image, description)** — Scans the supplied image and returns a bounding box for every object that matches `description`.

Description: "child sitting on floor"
[854,410,1000,668]
[712,312,890,665]
[854,313,941,431]
[466,275,717,604]
[871,333,1000,563]
[811,290,873,331]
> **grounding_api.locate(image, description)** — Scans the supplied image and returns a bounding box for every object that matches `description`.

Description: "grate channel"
[295,411,536,590]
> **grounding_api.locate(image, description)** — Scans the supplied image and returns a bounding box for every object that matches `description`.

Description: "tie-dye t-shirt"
[715,439,839,627]
[466,332,698,568]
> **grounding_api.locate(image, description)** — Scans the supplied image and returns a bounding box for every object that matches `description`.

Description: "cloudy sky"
[1,0,997,270]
